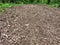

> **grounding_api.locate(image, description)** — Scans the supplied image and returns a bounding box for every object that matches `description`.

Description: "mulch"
[0,4,60,45]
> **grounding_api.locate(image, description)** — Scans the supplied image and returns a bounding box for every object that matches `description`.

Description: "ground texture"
[0,4,60,45]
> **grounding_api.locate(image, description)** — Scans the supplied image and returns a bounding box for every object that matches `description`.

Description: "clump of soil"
[0,4,60,45]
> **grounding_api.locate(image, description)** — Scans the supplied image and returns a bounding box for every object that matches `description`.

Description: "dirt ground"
[0,4,60,45]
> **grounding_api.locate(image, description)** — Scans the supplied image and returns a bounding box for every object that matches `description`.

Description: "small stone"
[25,24,29,26]
[2,34,8,38]
[8,25,10,27]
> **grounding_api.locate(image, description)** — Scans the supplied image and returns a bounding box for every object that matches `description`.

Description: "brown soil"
[0,4,60,45]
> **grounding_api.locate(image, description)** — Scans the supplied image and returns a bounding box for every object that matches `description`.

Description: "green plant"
[0,0,60,12]
[0,3,15,12]
[41,0,48,4]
